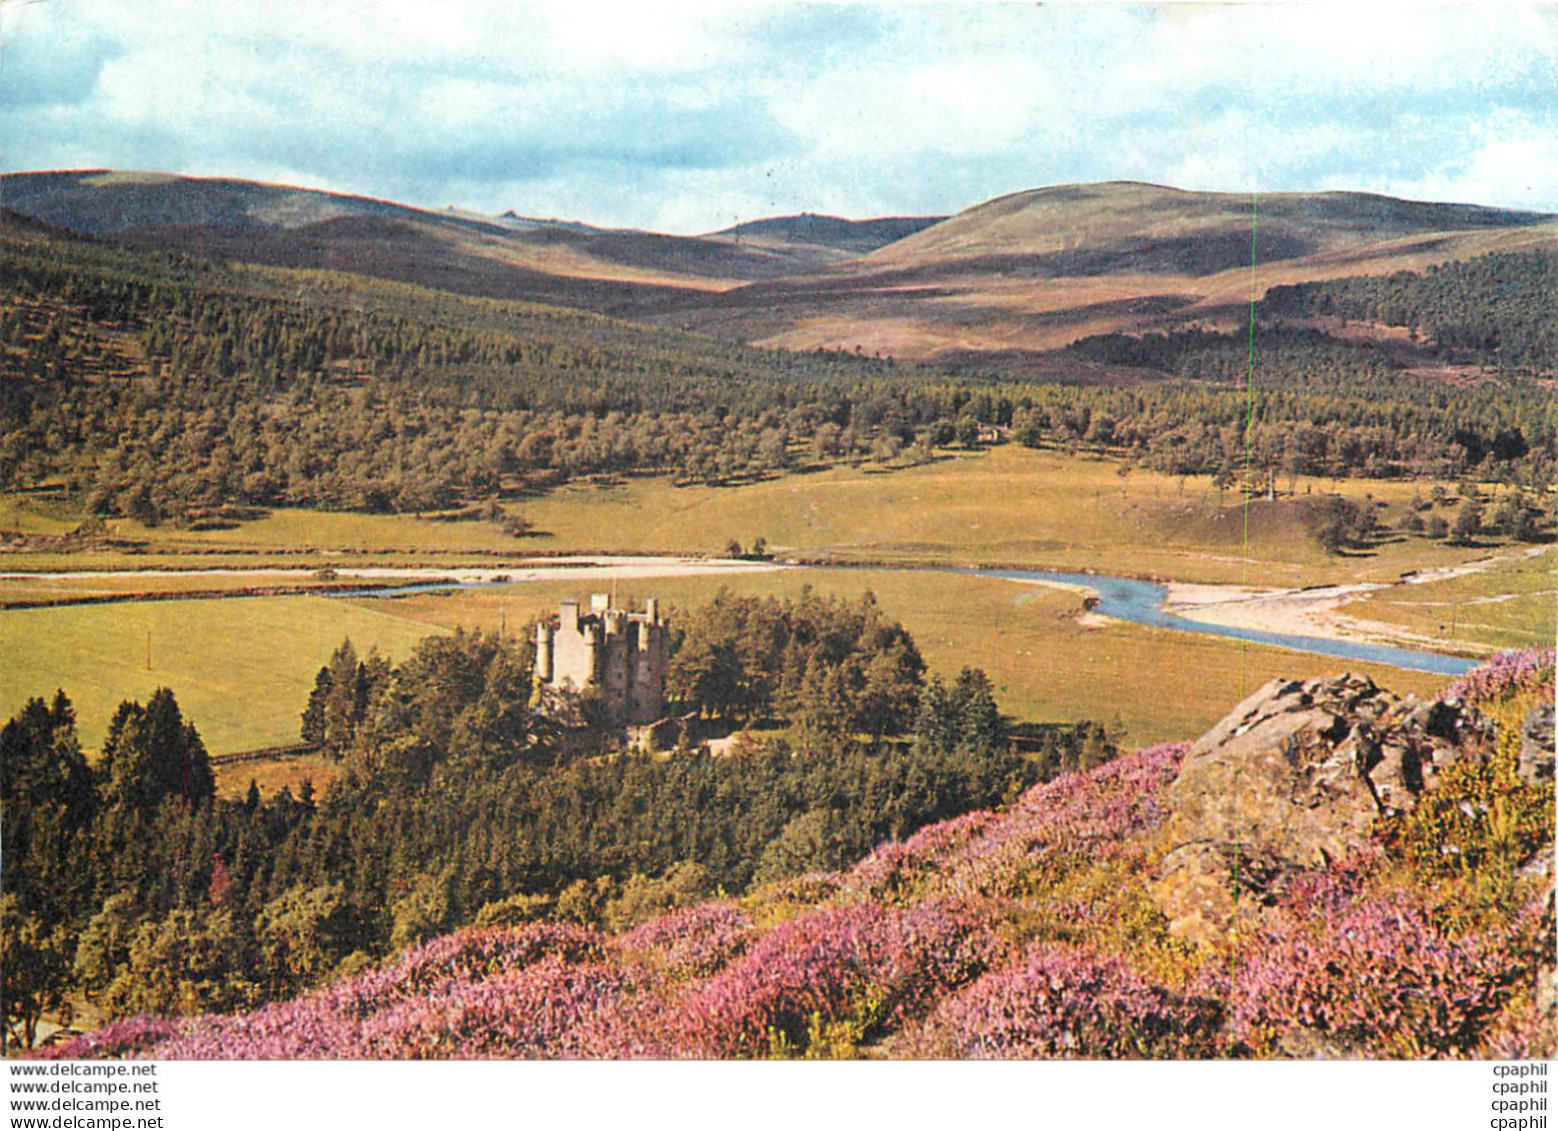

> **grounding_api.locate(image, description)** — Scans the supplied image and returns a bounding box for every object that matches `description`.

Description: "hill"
[4,208,1554,534]
[0,170,422,234]
[0,204,910,523]
[658,182,1558,360]
[702,212,945,271]
[6,170,1552,364]
[0,171,860,314]
[866,181,1549,273]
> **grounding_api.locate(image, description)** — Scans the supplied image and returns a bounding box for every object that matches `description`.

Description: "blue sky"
[2,1,1554,232]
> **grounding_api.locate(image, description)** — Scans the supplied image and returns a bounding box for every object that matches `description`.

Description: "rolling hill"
[702,212,945,269]
[3,170,1553,365]
[0,170,866,315]
[865,181,1549,271]
[655,182,1558,360]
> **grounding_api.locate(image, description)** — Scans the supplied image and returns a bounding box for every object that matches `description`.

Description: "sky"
[1,1,1555,233]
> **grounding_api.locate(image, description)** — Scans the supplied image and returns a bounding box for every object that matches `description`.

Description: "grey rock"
[1518,701,1555,785]
[1151,673,1488,946]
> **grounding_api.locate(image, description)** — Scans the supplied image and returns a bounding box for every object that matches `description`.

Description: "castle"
[533,594,669,726]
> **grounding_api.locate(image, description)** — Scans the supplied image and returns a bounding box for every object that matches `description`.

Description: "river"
[333,560,1479,677]
[974,568,1476,676]
[3,555,1481,675]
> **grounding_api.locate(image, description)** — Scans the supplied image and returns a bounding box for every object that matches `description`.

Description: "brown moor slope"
[0,171,923,315]
[5,172,1552,362]
[654,182,1557,360]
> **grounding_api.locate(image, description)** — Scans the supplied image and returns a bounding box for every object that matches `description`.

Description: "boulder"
[1152,673,1488,946]
[1519,701,1555,786]
[1151,841,1288,948]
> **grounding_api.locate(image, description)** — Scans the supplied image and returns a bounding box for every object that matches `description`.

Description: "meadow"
[487,446,1529,589]
[344,569,1449,747]
[1,445,1536,776]
[1,560,1449,784]
[2,445,1520,584]
[0,595,441,758]
[1346,547,1556,652]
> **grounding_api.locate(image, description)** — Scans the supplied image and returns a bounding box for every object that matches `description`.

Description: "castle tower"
[536,594,668,726]
[534,621,554,683]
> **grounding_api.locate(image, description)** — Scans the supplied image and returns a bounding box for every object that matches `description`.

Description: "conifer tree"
[99,689,215,810]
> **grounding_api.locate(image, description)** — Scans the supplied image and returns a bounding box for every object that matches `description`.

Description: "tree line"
[2,596,1115,1048]
[1060,326,1554,488]
[2,220,1554,532]
[1260,249,1558,371]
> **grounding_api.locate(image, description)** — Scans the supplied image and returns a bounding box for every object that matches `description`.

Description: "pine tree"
[99,689,215,811]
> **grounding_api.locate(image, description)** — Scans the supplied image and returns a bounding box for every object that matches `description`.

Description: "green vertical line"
[1243,191,1259,628]
[1232,191,1259,933]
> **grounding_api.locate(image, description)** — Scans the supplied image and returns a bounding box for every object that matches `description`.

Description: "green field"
[1346,547,1557,652]
[345,568,1449,747]
[1,595,443,756]
[508,448,1525,588]
[0,572,353,608]
[3,563,1455,761]
[2,446,1526,587]
[2,447,1537,759]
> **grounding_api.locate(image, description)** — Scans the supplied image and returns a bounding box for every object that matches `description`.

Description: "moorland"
[1,170,1553,1055]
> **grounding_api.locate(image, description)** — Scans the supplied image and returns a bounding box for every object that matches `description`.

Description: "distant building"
[533,594,669,726]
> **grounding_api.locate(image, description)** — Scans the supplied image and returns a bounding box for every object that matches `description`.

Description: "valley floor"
[1161,545,1554,655]
[3,449,1550,759]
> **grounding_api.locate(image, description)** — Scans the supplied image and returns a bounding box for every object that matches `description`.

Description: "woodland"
[1,221,1554,534]
[1,593,1117,1043]
[1,205,1555,1056]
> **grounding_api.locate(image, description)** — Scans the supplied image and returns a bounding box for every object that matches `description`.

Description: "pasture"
[512,446,1509,587]
[2,446,1523,586]
[2,563,1454,772]
[1346,547,1556,653]
[346,567,1449,746]
[1,595,442,757]
[1,446,1532,777]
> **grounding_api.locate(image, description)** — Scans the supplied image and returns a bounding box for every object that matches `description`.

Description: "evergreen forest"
[2,593,1116,1043]
[2,220,1555,533]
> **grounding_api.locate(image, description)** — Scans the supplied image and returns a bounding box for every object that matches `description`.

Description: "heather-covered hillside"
[49,650,1555,1061]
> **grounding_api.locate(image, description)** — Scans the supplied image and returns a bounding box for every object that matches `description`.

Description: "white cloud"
[776,51,1062,160]
[2,1,1555,229]
[1382,124,1558,210]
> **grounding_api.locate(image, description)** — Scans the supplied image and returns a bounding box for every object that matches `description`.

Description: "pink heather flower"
[1443,649,1554,708]
[904,941,1223,1059]
[1221,893,1523,1058]
[619,902,754,980]
[673,901,1000,1057]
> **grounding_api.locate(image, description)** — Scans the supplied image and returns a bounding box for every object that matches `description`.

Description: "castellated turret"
[533,594,668,726]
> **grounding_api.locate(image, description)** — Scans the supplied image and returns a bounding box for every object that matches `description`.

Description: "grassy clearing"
[137,507,537,554]
[1,595,444,756]
[213,754,343,803]
[2,560,1454,762]
[0,495,80,535]
[1,448,1522,754]
[0,492,536,567]
[505,446,1509,587]
[347,568,1450,747]
[0,573,351,607]
[1345,547,1557,652]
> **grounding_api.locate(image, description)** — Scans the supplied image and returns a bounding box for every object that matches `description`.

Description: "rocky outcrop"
[1519,701,1555,785]
[1152,673,1490,946]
